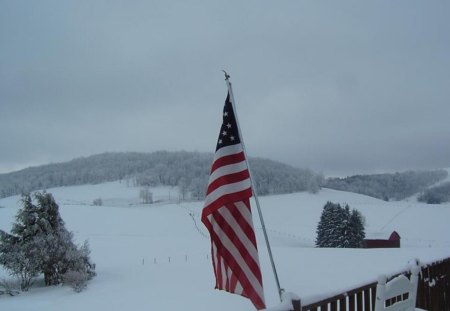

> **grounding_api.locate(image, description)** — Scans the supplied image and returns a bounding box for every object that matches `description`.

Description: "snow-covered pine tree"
[315,202,329,247]
[325,202,347,247]
[348,208,365,248]
[0,194,44,290]
[316,201,342,247]
[0,230,41,291]
[0,192,95,289]
[336,205,351,248]
[316,202,366,248]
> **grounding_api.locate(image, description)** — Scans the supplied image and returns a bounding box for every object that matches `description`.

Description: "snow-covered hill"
[1,182,449,310]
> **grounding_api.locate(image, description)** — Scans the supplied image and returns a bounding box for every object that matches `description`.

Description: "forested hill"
[325,170,448,201]
[0,152,324,198]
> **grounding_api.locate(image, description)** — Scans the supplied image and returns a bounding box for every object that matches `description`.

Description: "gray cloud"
[1,1,449,176]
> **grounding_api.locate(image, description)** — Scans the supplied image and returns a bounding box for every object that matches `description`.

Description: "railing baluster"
[348,293,355,311]
[363,288,370,311]
[356,291,363,310]
[330,300,338,311]
[339,297,346,311]
[446,259,450,310]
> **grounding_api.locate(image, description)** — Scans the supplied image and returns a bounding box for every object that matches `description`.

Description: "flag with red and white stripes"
[201,91,265,310]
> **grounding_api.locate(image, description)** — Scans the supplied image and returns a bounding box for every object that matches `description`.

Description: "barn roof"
[365,230,400,240]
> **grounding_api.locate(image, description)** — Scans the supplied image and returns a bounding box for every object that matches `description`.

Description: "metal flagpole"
[223,70,283,302]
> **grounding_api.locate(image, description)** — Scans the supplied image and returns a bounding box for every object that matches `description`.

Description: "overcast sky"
[1,1,449,176]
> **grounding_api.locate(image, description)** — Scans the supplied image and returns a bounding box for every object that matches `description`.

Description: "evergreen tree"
[0,230,40,291]
[316,202,341,247]
[0,194,46,290]
[315,202,365,248]
[315,203,330,247]
[336,205,351,248]
[0,192,95,290]
[348,209,365,248]
[325,202,343,247]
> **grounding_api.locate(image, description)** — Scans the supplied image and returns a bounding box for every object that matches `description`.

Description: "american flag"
[201,90,266,310]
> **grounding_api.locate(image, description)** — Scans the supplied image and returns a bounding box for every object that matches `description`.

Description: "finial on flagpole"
[222,70,230,81]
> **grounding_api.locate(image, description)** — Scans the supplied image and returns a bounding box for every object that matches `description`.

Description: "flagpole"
[223,71,283,302]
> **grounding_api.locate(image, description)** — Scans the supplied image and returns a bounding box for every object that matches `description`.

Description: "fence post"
[445,259,450,311]
[375,275,387,311]
[291,299,301,311]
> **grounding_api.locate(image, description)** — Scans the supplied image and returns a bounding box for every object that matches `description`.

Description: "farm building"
[363,231,400,248]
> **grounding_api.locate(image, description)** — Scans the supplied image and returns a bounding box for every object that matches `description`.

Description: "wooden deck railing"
[289,257,450,311]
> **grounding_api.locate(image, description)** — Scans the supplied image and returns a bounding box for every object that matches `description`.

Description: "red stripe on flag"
[230,272,238,293]
[210,151,246,174]
[206,169,250,195]
[202,188,252,216]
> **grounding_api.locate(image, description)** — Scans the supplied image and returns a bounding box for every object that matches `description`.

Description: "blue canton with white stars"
[216,93,241,151]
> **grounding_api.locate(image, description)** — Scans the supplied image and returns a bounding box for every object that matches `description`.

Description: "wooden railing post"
[291,299,301,311]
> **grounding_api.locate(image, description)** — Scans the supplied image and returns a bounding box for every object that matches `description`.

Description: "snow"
[264,292,300,311]
[1,181,449,310]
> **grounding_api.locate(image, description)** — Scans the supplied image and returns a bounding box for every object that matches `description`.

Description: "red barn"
[363,231,401,248]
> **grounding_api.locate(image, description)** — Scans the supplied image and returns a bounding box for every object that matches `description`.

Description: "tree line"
[325,170,448,201]
[0,151,325,199]
[418,181,450,204]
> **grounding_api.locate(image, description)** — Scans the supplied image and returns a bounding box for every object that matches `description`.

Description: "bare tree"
[139,187,153,204]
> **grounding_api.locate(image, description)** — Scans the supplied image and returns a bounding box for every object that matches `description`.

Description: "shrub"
[0,278,20,296]
[62,270,89,293]
[93,198,103,206]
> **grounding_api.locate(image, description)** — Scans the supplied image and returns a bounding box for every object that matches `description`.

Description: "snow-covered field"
[0,181,449,310]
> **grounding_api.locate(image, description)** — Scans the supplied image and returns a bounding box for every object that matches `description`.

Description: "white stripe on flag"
[204,179,251,208]
[234,201,253,229]
[213,144,244,161]
[212,242,218,277]
[208,160,248,185]
[221,257,227,289]
[234,280,243,295]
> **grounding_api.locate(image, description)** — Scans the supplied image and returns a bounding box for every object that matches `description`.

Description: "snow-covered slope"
[1,182,449,310]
